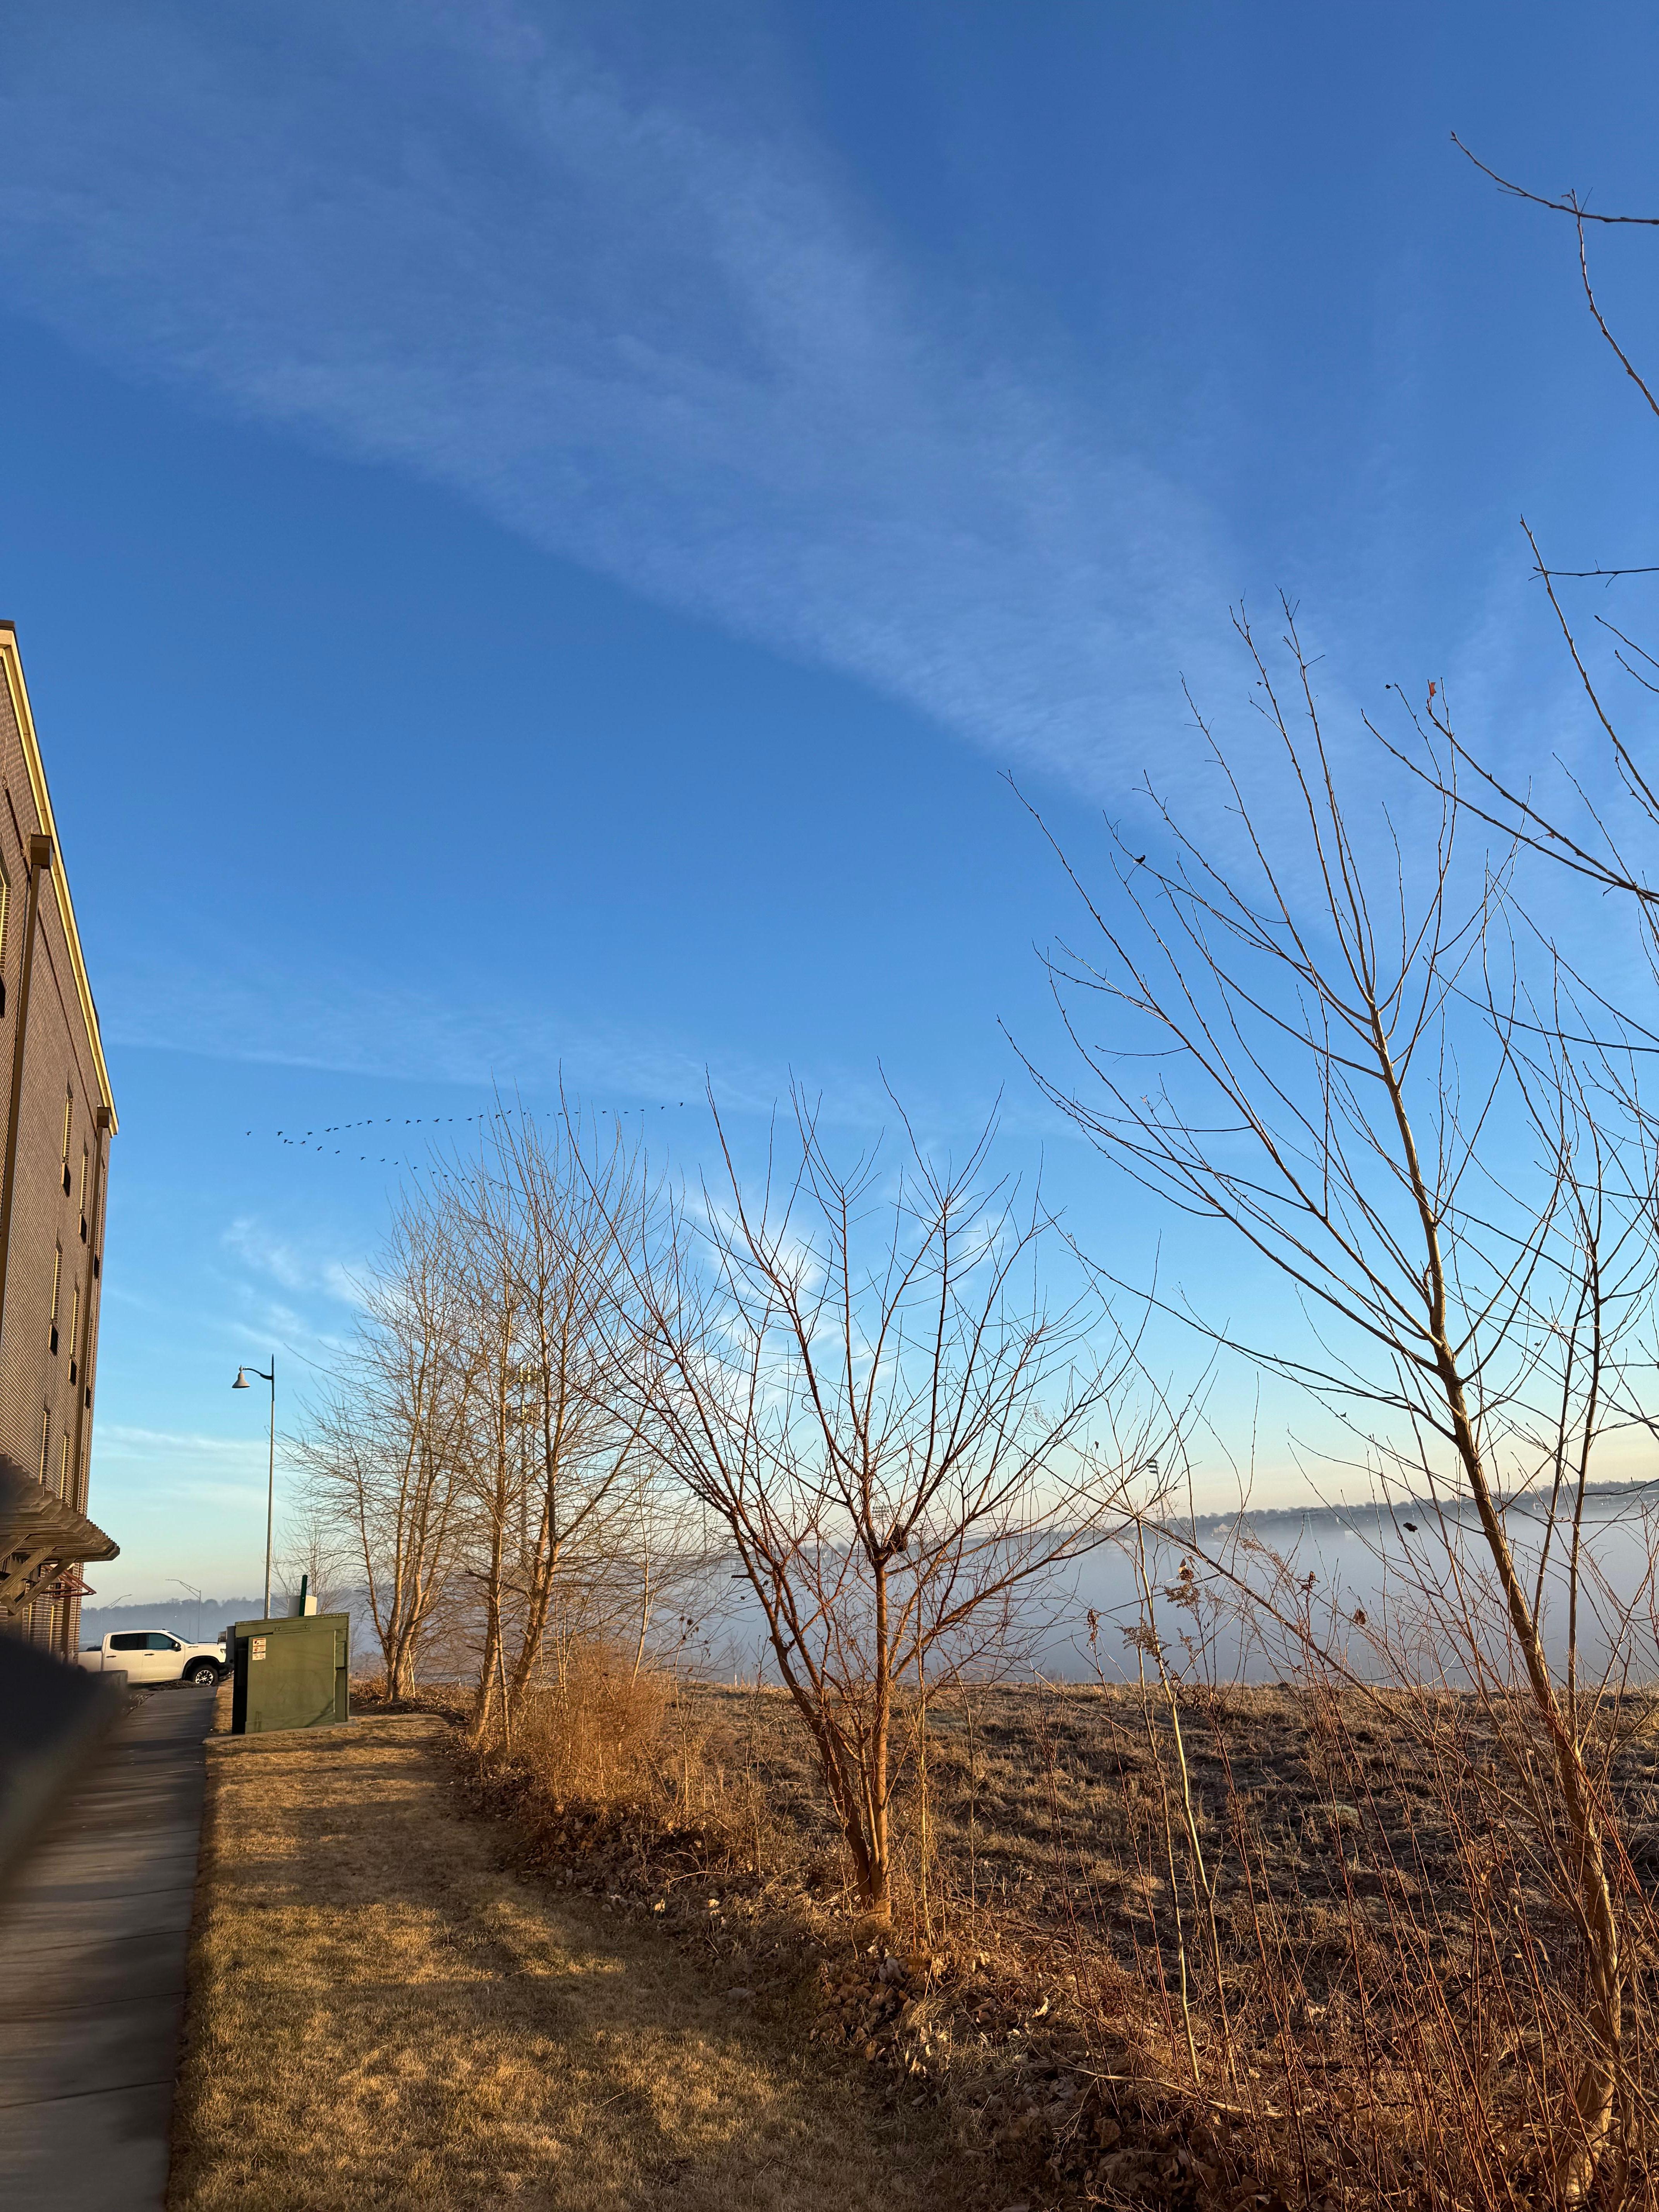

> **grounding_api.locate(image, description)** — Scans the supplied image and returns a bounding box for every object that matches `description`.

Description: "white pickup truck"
[76,1630,227,1686]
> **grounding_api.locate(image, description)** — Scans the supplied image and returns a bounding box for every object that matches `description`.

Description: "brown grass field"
[165,1708,954,2212]
[455,1667,1659,2209]
[605,1677,1659,2010]
[166,1668,1659,2209]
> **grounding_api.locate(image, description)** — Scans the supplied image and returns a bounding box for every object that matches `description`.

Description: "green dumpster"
[230,1612,350,1734]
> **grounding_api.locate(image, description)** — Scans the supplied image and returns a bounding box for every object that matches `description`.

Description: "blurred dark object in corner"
[0,1635,122,1891]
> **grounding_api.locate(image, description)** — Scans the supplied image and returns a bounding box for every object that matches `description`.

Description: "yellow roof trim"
[0,631,118,1135]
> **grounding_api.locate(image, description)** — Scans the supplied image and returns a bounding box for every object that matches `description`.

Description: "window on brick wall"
[60,1091,72,1196]
[79,1146,88,1239]
[38,1405,49,1484]
[0,864,10,1017]
[58,1429,70,1500]
[68,1281,80,1383]
[49,1245,61,1353]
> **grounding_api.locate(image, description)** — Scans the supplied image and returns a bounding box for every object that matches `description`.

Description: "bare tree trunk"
[864,1556,893,1918]
[1435,1346,1623,2197]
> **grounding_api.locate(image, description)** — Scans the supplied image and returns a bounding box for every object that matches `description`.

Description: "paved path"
[0,1683,216,2211]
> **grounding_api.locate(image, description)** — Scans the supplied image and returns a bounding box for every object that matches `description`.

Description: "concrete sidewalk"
[0,1682,216,2211]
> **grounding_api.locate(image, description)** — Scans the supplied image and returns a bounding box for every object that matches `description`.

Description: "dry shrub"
[510,1638,672,1807]
[489,1664,819,1913]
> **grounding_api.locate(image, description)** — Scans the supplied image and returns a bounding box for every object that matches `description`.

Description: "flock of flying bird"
[246,1101,688,1172]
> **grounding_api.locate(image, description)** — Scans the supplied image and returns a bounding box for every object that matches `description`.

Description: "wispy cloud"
[96,1424,267,1464]
[103,955,723,1097]
[222,1218,362,1305]
[101,948,1079,1144]
[0,0,1233,790]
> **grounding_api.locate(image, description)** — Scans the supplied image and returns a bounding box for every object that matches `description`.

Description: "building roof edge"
[0,635,118,1135]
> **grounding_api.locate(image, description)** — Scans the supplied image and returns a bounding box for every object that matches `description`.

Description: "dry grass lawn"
[167,1712,952,2211]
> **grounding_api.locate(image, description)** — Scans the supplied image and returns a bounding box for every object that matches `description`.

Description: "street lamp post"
[232,1359,276,1619]
[172,1577,204,1642]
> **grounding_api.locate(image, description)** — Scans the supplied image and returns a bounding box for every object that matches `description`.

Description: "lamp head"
[231,1367,250,1390]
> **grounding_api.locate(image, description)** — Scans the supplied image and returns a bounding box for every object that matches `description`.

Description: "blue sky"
[2,2,1657,1598]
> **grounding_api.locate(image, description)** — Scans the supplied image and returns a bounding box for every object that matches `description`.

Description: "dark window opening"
[62,1165,71,1196]
[92,1255,99,1279]
[69,1357,77,1384]
[79,1217,86,1242]
[48,1324,58,1354]
[83,1386,91,1408]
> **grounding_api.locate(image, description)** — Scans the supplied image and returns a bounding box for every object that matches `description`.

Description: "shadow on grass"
[168,1718,947,2212]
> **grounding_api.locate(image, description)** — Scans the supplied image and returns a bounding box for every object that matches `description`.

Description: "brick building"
[0,623,117,1654]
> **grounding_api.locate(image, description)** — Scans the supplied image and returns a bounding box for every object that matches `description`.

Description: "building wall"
[0,629,115,1653]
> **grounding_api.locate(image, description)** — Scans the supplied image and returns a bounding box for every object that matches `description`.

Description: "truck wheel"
[185,1661,220,1687]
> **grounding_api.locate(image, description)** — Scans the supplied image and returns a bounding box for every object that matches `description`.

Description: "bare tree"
[295,1200,475,1698]
[494,1109,659,1711]
[1389,144,1659,955]
[1019,609,1659,2200]
[526,1455,712,1681]
[451,1145,527,1743]
[275,1493,349,1616]
[631,1091,1177,1922]
[446,1106,669,1746]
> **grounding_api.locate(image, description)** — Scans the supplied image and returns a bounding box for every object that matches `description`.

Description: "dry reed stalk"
[1079,1584,1659,2209]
